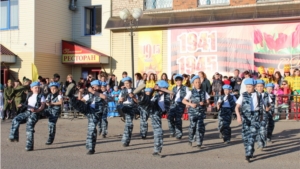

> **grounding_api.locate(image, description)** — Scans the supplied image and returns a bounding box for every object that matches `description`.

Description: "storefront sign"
[168,23,300,78]
[138,31,163,76]
[62,41,101,64]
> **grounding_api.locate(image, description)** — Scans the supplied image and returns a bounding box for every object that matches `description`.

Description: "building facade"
[1,0,111,84]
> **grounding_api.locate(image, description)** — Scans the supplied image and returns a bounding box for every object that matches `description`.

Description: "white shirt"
[28,94,45,110]
[217,95,237,108]
[83,94,96,108]
[239,78,247,94]
[158,94,165,111]
[174,86,191,102]
[184,89,210,100]
[236,92,272,111]
[118,89,137,104]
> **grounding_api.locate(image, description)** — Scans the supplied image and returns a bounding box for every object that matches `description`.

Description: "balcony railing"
[144,0,173,10]
[257,0,293,3]
[198,0,230,6]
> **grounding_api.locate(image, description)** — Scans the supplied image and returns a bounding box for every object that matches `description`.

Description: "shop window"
[144,0,173,10]
[0,0,19,30]
[85,6,102,35]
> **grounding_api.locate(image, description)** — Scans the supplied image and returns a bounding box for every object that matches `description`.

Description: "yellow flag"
[32,63,39,82]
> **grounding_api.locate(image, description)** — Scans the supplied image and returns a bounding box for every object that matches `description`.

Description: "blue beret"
[48,82,60,88]
[101,82,107,86]
[174,74,183,80]
[91,80,101,86]
[256,79,265,85]
[266,83,275,88]
[244,78,255,86]
[156,80,169,88]
[191,75,200,83]
[30,81,40,88]
[145,88,152,92]
[121,77,132,82]
[222,85,232,90]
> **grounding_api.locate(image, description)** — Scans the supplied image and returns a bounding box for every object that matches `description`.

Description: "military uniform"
[9,82,45,151]
[67,81,105,154]
[217,92,236,143]
[267,92,275,141]
[119,87,137,146]
[13,85,30,113]
[44,89,62,145]
[236,91,261,158]
[169,85,189,139]
[98,87,108,138]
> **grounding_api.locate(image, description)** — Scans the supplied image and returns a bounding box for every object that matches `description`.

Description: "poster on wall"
[138,30,163,77]
[168,23,300,79]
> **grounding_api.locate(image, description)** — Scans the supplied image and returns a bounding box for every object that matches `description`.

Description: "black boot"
[123,143,129,147]
[188,142,192,147]
[25,147,34,151]
[87,149,95,155]
[45,139,53,145]
[245,156,251,163]
[152,152,161,158]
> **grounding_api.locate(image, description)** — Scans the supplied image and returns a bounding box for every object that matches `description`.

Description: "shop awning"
[105,2,300,30]
[0,44,16,63]
[62,40,110,64]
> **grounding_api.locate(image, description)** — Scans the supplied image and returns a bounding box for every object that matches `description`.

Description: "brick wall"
[112,0,143,17]
[173,0,198,10]
[231,0,256,6]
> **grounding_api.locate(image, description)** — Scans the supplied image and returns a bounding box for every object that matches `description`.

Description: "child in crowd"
[233,78,242,92]
[223,76,231,85]
[292,69,300,103]
[111,86,120,117]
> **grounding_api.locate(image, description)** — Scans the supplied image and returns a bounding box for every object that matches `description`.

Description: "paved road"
[1,117,299,169]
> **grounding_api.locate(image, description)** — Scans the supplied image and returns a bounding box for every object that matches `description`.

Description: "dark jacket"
[212,79,223,93]
[200,78,212,95]
[118,80,124,89]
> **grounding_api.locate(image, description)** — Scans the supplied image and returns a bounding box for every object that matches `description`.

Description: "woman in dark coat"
[198,71,212,95]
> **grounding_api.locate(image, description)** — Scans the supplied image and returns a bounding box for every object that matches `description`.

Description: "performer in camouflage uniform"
[182,75,210,148]
[217,85,236,144]
[9,81,45,151]
[44,82,62,145]
[65,80,107,155]
[265,83,275,143]
[98,82,108,138]
[236,78,263,163]
[255,79,272,150]
[138,88,152,139]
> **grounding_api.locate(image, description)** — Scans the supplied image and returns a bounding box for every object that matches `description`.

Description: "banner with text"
[168,23,300,78]
[138,31,163,77]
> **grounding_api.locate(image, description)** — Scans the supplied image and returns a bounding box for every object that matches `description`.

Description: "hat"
[30,81,40,88]
[257,66,266,74]
[222,85,232,90]
[266,83,275,88]
[174,74,183,80]
[191,75,200,83]
[145,88,152,92]
[53,73,60,78]
[256,79,265,85]
[101,82,107,86]
[284,64,291,73]
[49,82,60,88]
[91,80,101,86]
[268,67,275,76]
[156,80,169,88]
[244,78,256,86]
[121,77,132,82]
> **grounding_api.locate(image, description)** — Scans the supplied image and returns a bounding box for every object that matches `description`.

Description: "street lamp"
[119,8,143,87]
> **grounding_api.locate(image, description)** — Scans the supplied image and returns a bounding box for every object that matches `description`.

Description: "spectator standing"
[40,78,50,98]
[146,73,156,89]
[168,73,177,91]
[142,73,148,84]
[0,84,4,120]
[223,76,231,85]
[108,74,118,87]
[230,69,240,89]
[3,79,14,120]
[134,73,144,88]
[212,72,223,109]
[198,71,212,95]
[274,71,283,86]
[45,78,50,85]
[84,74,94,88]
[118,71,128,89]
[65,74,76,88]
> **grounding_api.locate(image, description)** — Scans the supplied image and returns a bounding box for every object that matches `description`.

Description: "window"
[144,0,172,10]
[1,0,18,30]
[85,6,102,35]
[198,0,230,6]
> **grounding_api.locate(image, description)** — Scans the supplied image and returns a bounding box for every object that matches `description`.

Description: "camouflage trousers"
[139,106,149,138]
[98,107,108,137]
[168,103,185,138]
[69,96,101,151]
[241,111,260,157]
[121,105,135,145]
[44,108,60,143]
[150,111,163,153]
[256,112,268,148]
[267,112,275,140]
[188,113,205,146]
[9,111,38,149]
[218,108,232,142]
